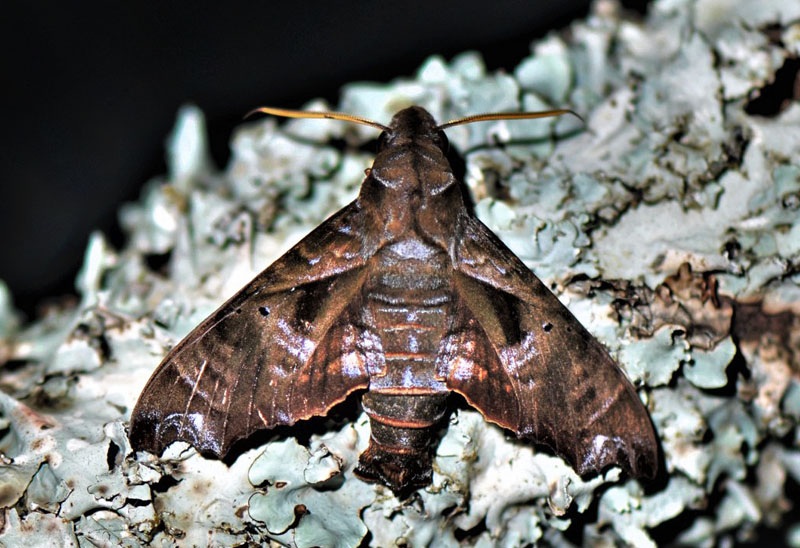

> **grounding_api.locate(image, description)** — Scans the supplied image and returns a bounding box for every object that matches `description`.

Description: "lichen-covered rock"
[2,0,800,546]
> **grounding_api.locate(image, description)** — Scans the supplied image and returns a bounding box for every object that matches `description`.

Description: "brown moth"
[129,105,658,497]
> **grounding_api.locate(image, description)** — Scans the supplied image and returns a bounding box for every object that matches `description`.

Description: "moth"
[129,105,658,496]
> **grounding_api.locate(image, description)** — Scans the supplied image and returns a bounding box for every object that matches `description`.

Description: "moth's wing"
[129,202,373,458]
[442,216,658,478]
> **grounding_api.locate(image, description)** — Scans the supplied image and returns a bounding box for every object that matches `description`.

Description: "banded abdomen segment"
[354,240,453,495]
[355,391,448,495]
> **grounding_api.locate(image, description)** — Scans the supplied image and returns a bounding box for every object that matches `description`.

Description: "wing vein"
[180,358,208,430]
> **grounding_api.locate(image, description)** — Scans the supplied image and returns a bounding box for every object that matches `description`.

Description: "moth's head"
[378,106,448,152]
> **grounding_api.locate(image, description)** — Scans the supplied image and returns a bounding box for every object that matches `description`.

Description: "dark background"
[1,1,654,320]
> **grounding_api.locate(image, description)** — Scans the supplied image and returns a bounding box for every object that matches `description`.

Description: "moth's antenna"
[437,109,583,131]
[246,106,390,133]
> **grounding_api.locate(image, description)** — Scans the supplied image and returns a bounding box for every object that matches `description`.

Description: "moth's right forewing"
[445,216,658,479]
[129,202,373,458]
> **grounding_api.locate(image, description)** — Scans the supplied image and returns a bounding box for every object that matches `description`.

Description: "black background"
[1,1,655,320]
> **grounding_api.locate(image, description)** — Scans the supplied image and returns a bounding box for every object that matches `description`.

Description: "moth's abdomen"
[366,286,450,388]
[363,240,453,389]
[355,240,453,494]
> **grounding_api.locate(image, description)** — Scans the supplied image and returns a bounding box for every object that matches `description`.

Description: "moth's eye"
[377,131,392,151]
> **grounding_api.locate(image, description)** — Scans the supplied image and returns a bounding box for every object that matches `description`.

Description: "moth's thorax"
[367,106,454,194]
[361,120,462,246]
[369,142,455,194]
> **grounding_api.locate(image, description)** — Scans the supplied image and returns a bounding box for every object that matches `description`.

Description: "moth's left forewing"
[445,216,658,479]
[129,202,373,458]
